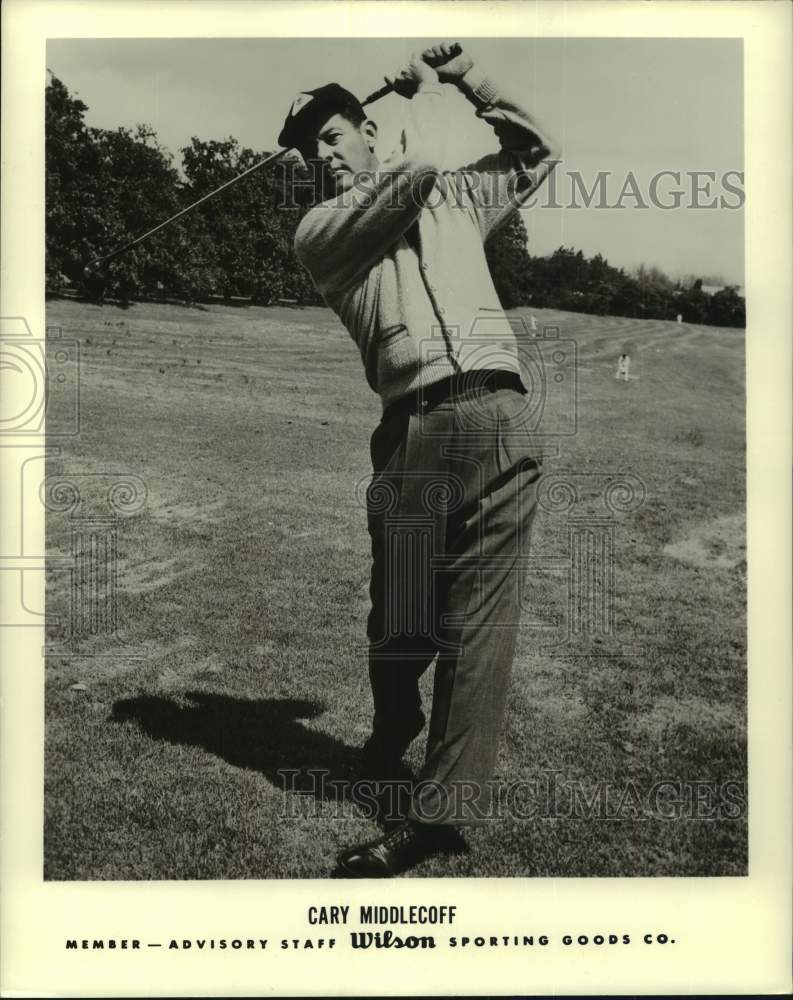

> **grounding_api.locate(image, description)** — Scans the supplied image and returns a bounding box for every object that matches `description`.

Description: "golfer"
[616,352,631,381]
[282,42,560,876]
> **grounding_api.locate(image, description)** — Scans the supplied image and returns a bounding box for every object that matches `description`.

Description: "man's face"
[302,112,378,193]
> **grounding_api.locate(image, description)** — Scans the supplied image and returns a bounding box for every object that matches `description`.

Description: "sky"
[47,37,744,285]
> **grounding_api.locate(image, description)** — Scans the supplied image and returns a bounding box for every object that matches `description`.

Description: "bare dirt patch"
[146,496,227,528]
[663,513,745,570]
[117,553,198,594]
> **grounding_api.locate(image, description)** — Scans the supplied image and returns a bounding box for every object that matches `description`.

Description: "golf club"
[83,45,462,277]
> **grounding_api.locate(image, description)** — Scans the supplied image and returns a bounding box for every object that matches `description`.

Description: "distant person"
[676,313,683,324]
[283,42,560,876]
[616,353,631,381]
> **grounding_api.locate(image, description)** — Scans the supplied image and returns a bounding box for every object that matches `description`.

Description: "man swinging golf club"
[282,41,560,876]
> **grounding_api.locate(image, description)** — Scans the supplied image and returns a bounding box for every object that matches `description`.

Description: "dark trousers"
[366,375,541,824]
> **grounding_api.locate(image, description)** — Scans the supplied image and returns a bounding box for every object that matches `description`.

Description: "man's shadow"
[111,691,413,823]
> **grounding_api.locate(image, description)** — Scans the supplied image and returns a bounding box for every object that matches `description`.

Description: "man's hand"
[384,51,439,99]
[420,42,474,83]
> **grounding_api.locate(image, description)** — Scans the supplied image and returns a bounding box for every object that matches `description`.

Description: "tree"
[484,213,531,308]
[45,76,101,290]
[707,286,745,328]
[678,278,710,324]
[89,124,187,302]
[46,75,188,301]
[179,138,320,304]
[45,76,322,304]
[633,263,676,320]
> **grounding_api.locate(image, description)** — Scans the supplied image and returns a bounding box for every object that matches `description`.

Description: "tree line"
[46,75,745,327]
[485,220,745,327]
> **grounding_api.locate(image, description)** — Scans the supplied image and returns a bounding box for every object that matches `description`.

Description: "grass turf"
[44,299,746,879]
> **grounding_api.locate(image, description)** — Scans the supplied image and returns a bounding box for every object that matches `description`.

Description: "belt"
[383,370,525,424]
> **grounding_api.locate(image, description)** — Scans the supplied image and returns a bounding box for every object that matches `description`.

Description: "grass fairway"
[44,298,746,879]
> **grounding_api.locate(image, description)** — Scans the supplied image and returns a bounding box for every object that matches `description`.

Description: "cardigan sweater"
[294,65,560,409]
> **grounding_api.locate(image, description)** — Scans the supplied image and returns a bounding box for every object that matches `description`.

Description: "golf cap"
[278,83,365,151]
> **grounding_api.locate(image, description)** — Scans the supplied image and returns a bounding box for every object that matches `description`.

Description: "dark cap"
[278,83,365,151]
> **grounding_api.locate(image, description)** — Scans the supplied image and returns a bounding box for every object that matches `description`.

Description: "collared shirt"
[295,67,560,409]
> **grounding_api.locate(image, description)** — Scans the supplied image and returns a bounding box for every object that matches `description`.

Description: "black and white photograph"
[1,1,791,995]
[41,33,748,881]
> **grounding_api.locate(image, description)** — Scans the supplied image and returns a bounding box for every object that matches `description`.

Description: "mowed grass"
[44,298,746,879]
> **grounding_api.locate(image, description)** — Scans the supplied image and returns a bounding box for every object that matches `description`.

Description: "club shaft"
[361,43,460,105]
[87,75,404,271]
[362,83,392,106]
[88,147,289,269]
